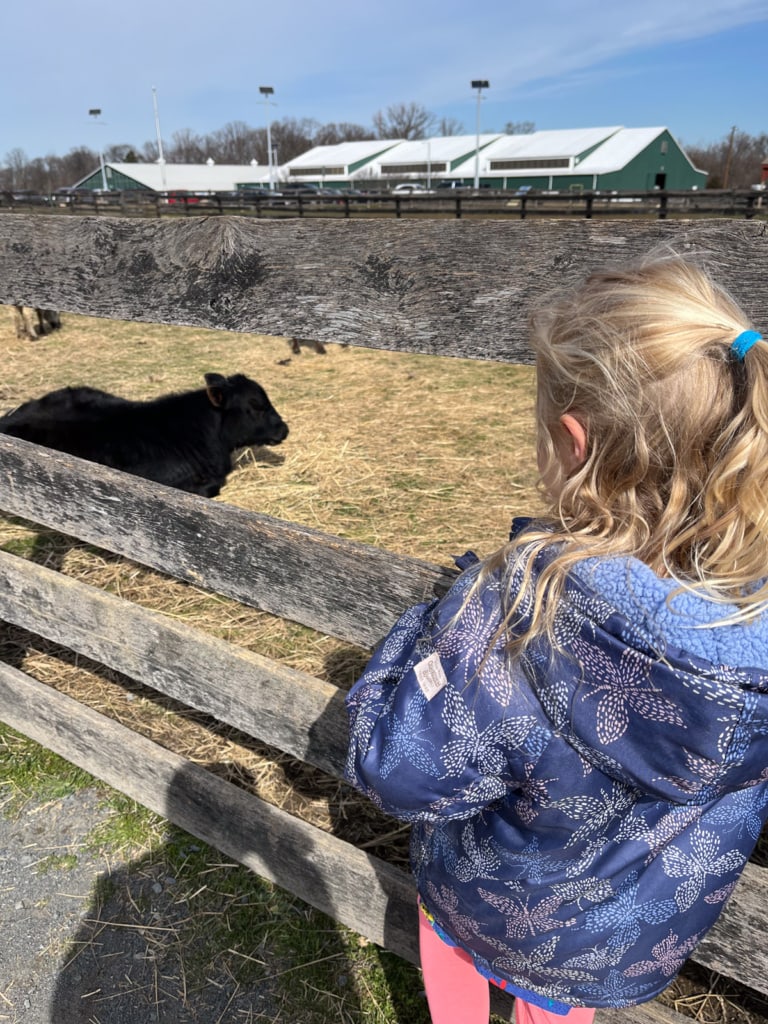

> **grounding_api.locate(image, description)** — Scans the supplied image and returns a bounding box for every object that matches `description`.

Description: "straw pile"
[0,310,541,869]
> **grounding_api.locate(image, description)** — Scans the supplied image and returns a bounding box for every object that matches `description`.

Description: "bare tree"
[269,117,321,164]
[505,121,535,135]
[684,129,768,188]
[104,143,140,163]
[4,148,28,189]
[373,102,436,140]
[207,121,262,164]
[140,139,160,162]
[168,128,208,163]
[313,122,375,145]
[437,116,465,136]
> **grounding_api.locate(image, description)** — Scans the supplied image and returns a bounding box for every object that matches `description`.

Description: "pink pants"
[418,906,596,1024]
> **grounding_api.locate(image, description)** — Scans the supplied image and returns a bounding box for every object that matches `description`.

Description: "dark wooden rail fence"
[1,187,765,221]
[1,215,768,1023]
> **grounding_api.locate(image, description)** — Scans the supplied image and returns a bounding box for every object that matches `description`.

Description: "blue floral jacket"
[345,523,768,1009]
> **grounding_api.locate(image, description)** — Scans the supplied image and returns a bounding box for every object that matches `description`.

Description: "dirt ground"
[0,787,282,1024]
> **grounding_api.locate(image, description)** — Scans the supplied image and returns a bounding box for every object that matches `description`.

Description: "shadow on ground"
[47,765,431,1024]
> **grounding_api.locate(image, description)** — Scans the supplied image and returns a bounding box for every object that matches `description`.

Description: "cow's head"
[205,372,289,448]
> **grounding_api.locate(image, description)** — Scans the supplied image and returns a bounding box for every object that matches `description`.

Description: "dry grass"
[1,307,766,1024]
[0,308,542,865]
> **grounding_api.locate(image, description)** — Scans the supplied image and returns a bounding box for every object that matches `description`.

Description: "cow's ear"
[204,373,227,408]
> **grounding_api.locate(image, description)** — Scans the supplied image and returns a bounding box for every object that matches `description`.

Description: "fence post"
[585,194,593,219]
[658,192,668,220]
[455,197,462,220]
[520,195,527,220]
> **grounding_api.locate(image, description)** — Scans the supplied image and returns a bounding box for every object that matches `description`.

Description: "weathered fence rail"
[1,214,768,1023]
[1,186,765,221]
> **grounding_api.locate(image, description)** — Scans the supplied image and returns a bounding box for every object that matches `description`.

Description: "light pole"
[152,86,167,190]
[471,80,489,190]
[88,108,108,190]
[259,86,276,190]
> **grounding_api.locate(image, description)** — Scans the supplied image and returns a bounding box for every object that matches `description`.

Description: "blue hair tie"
[732,330,763,360]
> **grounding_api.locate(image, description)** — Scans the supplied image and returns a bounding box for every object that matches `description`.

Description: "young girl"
[345,250,768,1024]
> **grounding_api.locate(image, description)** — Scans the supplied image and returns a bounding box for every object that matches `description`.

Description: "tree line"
[684,128,767,190]
[2,102,765,193]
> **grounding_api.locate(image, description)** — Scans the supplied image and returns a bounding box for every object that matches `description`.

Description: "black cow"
[0,372,289,497]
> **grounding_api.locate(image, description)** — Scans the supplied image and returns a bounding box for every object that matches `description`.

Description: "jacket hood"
[517,550,768,805]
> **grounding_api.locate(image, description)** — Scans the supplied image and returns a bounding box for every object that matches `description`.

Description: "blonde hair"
[487,248,768,652]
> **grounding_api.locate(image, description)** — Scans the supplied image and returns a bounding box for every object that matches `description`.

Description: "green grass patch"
[0,724,95,816]
[36,852,79,873]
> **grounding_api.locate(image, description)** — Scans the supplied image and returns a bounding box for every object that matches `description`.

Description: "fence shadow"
[48,761,430,1023]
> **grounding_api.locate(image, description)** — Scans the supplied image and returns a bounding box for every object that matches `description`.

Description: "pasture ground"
[0,309,766,1023]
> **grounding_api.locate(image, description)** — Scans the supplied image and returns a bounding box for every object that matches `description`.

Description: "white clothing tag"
[415,652,449,701]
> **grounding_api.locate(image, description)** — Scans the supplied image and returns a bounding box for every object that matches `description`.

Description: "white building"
[73,126,707,194]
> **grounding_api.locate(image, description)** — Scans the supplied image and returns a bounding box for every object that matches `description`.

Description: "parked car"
[436,181,472,191]
[165,190,217,206]
[391,183,432,195]
[238,187,274,199]
[280,184,327,196]
[280,184,343,205]
[10,190,50,205]
[214,189,275,203]
[53,187,97,206]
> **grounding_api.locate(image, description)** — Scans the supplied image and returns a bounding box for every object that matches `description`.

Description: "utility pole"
[723,125,737,188]
[152,87,167,190]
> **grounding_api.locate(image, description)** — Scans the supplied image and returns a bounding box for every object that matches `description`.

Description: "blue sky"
[5,0,767,162]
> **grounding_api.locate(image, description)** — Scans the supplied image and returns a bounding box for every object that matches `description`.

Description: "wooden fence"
[1,186,765,221]
[1,213,768,1023]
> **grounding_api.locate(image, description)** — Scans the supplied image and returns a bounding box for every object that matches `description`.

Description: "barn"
[71,161,273,194]
[70,126,707,195]
[283,139,405,186]
[351,134,503,187]
[283,127,706,192]
[469,126,707,192]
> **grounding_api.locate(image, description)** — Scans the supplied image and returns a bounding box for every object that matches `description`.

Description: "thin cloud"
[3,0,767,157]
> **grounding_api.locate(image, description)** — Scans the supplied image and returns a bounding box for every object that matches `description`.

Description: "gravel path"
[0,788,274,1024]
[0,788,119,1024]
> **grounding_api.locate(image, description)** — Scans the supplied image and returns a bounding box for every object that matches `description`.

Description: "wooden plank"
[0,548,349,777]
[0,664,420,965]
[6,544,768,994]
[0,434,456,649]
[0,216,765,359]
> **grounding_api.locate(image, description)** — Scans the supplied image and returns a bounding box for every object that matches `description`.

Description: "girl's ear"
[559,413,588,469]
